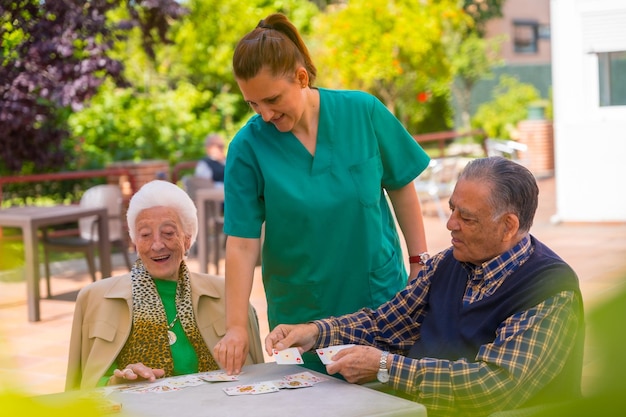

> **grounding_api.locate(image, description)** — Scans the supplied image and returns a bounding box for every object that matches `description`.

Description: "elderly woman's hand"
[109,363,165,385]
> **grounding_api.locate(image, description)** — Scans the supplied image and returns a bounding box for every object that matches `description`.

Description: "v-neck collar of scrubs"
[286,88,333,176]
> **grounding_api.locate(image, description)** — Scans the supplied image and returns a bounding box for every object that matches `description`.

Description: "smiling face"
[236,66,308,132]
[134,206,191,281]
[446,178,520,265]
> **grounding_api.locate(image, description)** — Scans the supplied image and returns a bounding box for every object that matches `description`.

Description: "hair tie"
[257,19,274,30]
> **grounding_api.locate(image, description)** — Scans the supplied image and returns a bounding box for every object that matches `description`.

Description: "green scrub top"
[224,88,430,330]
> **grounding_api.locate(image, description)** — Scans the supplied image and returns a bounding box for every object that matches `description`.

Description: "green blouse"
[97,279,197,386]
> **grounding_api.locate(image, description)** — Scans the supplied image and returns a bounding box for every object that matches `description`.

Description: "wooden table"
[195,187,224,274]
[38,363,427,416]
[0,205,111,322]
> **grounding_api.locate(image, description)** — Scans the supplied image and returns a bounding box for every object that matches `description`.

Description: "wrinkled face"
[236,66,306,132]
[446,179,511,265]
[134,206,191,281]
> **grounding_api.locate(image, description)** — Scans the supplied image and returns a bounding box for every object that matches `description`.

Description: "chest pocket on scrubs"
[349,155,383,207]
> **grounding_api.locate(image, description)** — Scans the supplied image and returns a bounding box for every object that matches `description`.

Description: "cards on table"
[222,371,328,396]
[223,382,280,396]
[102,370,240,395]
[315,344,355,365]
[198,370,242,382]
[273,347,304,365]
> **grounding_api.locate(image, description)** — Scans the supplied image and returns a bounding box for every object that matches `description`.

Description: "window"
[513,20,539,54]
[538,24,551,40]
[598,51,626,106]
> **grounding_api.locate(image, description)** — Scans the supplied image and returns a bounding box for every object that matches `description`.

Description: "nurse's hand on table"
[214,326,249,375]
[109,363,165,385]
[325,345,382,384]
[265,323,319,356]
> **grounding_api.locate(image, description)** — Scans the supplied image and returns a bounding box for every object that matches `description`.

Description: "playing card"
[117,381,182,394]
[273,347,304,365]
[272,378,313,389]
[198,370,241,382]
[283,371,328,384]
[223,382,280,396]
[315,344,355,365]
[162,374,205,389]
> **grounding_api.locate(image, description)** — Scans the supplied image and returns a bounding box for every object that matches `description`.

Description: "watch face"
[377,369,390,383]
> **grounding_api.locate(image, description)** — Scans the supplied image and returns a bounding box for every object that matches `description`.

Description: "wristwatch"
[409,252,430,266]
[377,351,390,384]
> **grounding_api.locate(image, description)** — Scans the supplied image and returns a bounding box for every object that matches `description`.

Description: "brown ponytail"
[233,13,317,86]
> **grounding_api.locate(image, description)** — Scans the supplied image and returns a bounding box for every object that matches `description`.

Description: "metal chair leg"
[43,246,53,299]
[85,246,97,282]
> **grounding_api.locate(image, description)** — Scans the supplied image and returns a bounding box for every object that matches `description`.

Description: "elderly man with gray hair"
[66,180,263,390]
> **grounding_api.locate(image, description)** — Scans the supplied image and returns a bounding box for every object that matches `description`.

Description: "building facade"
[550,0,626,222]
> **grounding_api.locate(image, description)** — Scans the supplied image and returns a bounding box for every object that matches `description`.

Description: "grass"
[0,228,85,282]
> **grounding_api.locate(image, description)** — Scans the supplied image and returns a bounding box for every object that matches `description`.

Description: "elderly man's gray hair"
[126,180,198,247]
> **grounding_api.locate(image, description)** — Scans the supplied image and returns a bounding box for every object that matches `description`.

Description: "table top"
[0,205,107,228]
[39,363,427,417]
[195,186,224,201]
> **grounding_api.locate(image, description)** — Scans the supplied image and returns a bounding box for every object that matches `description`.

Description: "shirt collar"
[461,234,534,281]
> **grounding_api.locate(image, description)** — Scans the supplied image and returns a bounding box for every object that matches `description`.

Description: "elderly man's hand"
[325,345,383,384]
[265,323,319,357]
[110,363,165,385]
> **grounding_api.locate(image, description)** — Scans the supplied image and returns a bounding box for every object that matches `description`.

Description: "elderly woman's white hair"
[126,180,198,247]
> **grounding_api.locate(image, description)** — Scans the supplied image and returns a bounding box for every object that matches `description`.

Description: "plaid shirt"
[314,235,582,417]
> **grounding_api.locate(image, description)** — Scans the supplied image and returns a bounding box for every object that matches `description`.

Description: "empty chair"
[181,175,224,270]
[42,184,132,298]
[181,175,215,202]
[484,138,528,164]
[414,157,462,222]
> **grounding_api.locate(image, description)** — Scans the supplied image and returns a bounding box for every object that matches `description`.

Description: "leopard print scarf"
[117,259,218,376]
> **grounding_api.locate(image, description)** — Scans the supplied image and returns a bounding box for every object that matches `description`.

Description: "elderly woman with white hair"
[65,180,264,390]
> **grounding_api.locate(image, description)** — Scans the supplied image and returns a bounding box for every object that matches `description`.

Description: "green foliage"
[310,0,470,132]
[463,0,505,35]
[449,32,504,129]
[67,0,319,167]
[0,0,187,175]
[471,75,542,139]
[4,0,507,178]
[68,79,220,167]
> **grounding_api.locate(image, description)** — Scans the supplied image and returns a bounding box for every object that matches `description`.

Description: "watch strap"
[409,252,430,265]
[379,351,389,370]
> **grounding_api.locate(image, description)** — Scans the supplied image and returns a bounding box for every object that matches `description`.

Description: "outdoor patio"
[0,176,625,398]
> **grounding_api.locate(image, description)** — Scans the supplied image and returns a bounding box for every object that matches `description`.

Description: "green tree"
[0,0,187,175]
[463,0,506,36]
[310,0,470,132]
[68,0,319,167]
[471,75,541,139]
[449,32,504,130]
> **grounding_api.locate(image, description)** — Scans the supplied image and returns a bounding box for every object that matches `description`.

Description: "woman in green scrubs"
[213,13,431,375]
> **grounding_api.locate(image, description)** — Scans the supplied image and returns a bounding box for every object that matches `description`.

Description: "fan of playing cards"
[273,345,355,366]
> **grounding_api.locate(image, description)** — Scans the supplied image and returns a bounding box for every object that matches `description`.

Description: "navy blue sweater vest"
[408,237,584,405]
[201,157,225,182]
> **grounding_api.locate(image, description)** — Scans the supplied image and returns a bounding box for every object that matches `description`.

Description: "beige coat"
[65,271,264,390]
